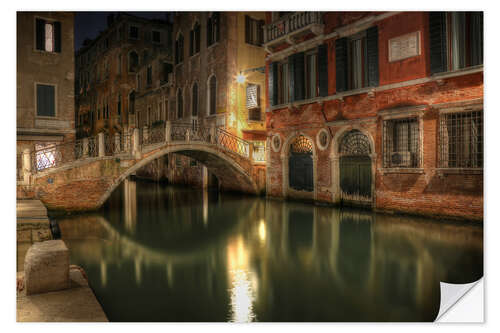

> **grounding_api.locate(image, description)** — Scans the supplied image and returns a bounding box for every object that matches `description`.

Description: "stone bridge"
[18,122,266,211]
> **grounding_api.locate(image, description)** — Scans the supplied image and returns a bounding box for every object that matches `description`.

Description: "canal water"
[57,179,483,322]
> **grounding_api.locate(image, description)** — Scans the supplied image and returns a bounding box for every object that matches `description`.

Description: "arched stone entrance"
[288,135,314,192]
[338,130,373,206]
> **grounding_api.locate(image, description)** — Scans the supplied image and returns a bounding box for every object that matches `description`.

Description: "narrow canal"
[57,179,483,322]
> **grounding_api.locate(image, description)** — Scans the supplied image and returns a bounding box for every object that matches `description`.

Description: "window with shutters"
[152,30,161,43]
[36,84,56,117]
[439,110,483,168]
[246,84,261,121]
[429,12,483,74]
[208,75,217,116]
[305,51,318,99]
[207,13,220,47]
[383,118,421,168]
[277,62,289,105]
[190,22,201,56]
[35,18,61,53]
[129,25,139,40]
[336,27,379,93]
[175,33,184,64]
[245,15,264,46]
[177,88,184,119]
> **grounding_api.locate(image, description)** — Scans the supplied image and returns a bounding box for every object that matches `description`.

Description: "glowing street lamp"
[235,66,265,84]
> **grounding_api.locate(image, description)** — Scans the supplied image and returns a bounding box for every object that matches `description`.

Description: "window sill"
[431,65,483,79]
[247,119,263,123]
[270,95,324,111]
[380,168,424,174]
[436,168,483,175]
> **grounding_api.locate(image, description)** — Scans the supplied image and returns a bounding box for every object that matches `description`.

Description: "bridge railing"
[216,128,249,158]
[31,138,87,173]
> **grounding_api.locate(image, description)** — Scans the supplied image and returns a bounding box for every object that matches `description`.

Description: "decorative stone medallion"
[316,128,330,151]
[271,134,281,152]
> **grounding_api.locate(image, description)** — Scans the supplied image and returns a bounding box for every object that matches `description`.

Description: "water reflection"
[57,180,483,322]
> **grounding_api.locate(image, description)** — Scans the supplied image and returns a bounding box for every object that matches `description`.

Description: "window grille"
[383,118,420,168]
[339,130,371,156]
[248,109,261,121]
[439,110,483,168]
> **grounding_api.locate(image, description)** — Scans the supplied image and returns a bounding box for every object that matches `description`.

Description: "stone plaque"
[35,118,71,129]
[388,31,421,62]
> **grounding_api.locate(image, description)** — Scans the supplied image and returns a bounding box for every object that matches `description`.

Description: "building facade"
[17,12,76,183]
[75,13,172,139]
[264,12,483,220]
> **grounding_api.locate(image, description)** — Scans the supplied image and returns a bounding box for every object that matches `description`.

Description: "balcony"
[263,12,324,52]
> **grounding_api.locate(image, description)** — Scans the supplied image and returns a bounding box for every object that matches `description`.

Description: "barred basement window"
[439,110,483,168]
[383,118,420,168]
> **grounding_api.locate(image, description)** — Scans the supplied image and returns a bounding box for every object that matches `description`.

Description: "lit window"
[36,18,61,52]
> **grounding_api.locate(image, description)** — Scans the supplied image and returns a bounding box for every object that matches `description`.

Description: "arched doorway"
[338,130,372,205]
[289,135,314,192]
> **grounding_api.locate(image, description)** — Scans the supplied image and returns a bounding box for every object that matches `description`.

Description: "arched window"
[190,22,201,56]
[207,12,220,46]
[289,135,314,192]
[175,33,184,64]
[208,75,217,116]
[177,88,183,119]
[128,51,138,72]
[192,83,198,117]
[339,130,371,156]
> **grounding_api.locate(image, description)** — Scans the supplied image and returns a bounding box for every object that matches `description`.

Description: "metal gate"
[338,130,372,205]
[289,135,314,192]
[289,152,314,191]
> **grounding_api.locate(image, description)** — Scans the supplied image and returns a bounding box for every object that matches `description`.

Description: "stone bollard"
[114,133,121,154]
[24,240,70,295]
[98,132,105,157]
[23,148,32,184]
[165,121,172,143]
[82,137,89,157]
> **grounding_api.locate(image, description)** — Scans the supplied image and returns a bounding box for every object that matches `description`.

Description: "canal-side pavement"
[16,200,108,322]
[17,265,108,322]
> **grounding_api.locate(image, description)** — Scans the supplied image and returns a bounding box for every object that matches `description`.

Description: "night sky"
[74,11,173,51]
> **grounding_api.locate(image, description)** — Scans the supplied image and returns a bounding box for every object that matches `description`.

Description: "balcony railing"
[264,12,323,44]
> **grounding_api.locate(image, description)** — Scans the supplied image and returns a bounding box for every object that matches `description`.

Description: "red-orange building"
[264,12,483,220]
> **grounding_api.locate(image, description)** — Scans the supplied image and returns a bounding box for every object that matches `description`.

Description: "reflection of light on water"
[227,236,257,322]
[203,189,208,227]
[258,220,266,244]
[229,269,256,322]
[100,260,107,287]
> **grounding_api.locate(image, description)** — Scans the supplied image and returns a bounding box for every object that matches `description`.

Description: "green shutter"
[366,26,379,87]
[429,12,447,74]
[269,62,278,106]
[335,37,348,93]
[294,53,305,101]
[289,55,295,103]
[318,44,329,97]
[470,12,483,66]
[54,21,61,52]
[36,18,45,51]
[37,85,55,117]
